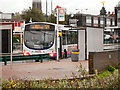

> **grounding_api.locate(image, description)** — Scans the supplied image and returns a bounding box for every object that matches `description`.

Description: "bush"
[108,65,116,73]
[97,70,111,79]
[116,63,120,69]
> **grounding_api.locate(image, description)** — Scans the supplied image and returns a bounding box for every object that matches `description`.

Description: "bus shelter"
[69,26,103,60]
[0,24,13,66]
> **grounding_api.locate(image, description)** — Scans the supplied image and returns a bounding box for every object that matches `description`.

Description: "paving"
[1,58,88,80]
[1,43,118,81]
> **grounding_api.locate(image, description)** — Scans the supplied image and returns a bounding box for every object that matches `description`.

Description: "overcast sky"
[0,0,119,15]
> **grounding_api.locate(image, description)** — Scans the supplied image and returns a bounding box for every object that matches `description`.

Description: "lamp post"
[101,1,106,43]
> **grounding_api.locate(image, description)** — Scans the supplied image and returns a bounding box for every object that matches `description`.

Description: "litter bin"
[71,49,79,62]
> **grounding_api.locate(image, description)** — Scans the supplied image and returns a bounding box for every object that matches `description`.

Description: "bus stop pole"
[56,5,59,61]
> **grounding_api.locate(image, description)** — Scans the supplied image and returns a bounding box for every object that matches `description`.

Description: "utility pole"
[51,0,52,14]
[46,0,48,22]
[51,0,52,22]
[56,5,59,61]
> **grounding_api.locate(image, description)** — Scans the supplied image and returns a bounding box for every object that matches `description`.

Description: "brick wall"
[89,50,120,74]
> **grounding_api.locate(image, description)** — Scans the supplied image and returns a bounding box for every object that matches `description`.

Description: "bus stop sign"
[59,8,65,21]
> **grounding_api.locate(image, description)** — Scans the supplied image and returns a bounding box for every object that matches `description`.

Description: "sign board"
[59,8,65,21]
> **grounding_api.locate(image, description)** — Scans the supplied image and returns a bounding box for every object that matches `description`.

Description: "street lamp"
[101,1,106,43]
[101,1,106,7]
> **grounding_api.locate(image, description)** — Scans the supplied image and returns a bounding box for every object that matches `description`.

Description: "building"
[113,2,120,43]
[69,14,115,28]
[0,12,25,52]
[115,1,120,27]
[32,0,42,13]
[0,12,12,20]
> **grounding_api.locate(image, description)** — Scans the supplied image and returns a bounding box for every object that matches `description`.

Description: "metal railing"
[104,39,120,44]
[0,54,50,65]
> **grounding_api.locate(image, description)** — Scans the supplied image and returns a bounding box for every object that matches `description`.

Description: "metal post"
[46,0,48,22]
[56,5,59,61]
[21,26,22,50]
[51,0,52,22]
[10,28,12,69]
[103,5,105,44]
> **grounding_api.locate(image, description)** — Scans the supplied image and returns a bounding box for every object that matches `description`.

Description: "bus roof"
[25,22,57,26]
[25,22,79,31]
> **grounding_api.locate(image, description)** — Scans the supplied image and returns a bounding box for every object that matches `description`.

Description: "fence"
[0,54,50,65]
[104,39,120,44]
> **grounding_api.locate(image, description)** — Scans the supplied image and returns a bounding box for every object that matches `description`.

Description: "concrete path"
[1,58,88,80]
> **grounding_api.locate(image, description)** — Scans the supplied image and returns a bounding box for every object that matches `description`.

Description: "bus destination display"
[31,25,50,30]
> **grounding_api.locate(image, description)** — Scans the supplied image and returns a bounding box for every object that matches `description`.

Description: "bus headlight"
[49,53,54,57]
[23,52,30,56]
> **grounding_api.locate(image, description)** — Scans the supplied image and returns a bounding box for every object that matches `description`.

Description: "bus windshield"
[24,30,55,50]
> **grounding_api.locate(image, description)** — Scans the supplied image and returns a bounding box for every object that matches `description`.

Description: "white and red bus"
[23,22,78,59]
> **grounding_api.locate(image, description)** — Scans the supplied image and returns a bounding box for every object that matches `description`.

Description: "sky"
[0,0,120,15]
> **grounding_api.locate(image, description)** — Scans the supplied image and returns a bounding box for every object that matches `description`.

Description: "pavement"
[1,44,119,81]
[1,58,88,80]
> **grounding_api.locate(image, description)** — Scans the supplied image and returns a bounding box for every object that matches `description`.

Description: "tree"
[49,13,56,23]
[100,7,107,16]
[12,12,21,20]
[21,7,45,23]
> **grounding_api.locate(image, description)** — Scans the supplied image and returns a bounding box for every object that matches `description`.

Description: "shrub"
[97,70,111,79]
[108,65,116,73]
[116,63,120,69]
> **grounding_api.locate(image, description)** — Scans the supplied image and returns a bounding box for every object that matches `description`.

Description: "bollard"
[40,55,43,63]
[4,56,7,65]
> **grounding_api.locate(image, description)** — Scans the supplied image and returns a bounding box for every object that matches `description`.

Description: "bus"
[23,22,78,59]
